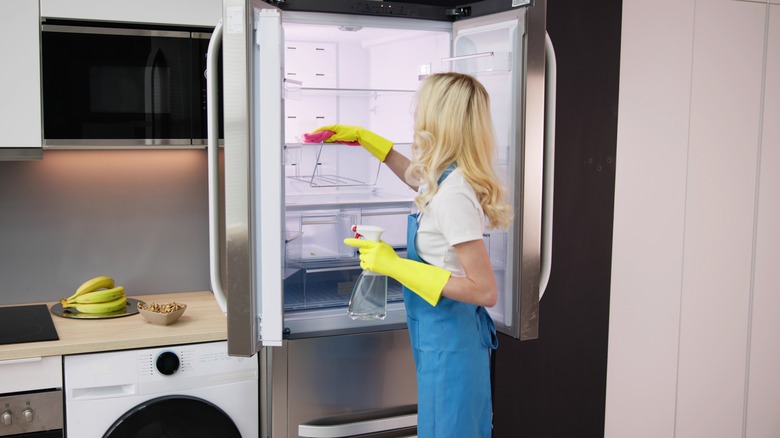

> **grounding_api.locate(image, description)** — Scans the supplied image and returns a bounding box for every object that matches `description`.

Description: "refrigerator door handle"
[206,20,227,314]
[540,32,556,299]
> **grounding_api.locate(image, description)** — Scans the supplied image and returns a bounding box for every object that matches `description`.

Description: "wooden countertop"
[0,291,227,361]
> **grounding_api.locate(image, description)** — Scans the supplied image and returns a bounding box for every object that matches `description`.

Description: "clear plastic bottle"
[348,225,387,320]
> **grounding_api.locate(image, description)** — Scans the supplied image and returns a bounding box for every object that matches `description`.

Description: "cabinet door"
[0,0,42,153]
[746,5,780,436]
[676,1,766,437]
[40,0,221,27]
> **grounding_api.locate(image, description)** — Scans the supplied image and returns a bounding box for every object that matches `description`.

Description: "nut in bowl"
[138,302,187,326]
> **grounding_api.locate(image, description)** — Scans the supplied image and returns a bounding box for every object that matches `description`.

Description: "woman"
[315,72,512,437]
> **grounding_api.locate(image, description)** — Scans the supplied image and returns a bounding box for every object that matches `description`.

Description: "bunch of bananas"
[60,275,127,314]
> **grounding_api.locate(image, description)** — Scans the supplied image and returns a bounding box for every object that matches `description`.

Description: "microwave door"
[451,3,550,340]
[213,0,284,357]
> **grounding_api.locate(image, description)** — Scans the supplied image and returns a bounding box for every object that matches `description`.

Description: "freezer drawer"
[264,329,418,438]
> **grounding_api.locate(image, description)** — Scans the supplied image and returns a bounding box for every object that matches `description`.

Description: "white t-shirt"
[415,168,486,277]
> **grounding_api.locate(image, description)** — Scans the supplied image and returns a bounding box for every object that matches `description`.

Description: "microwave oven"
[41,20,223,148]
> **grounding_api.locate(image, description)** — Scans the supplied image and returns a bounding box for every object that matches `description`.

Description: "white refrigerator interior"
[280,17,449,332]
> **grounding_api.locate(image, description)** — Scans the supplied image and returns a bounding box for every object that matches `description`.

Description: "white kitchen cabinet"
[675,1,765,436]
[609,0,778,437]
[0,0,42,157]
[746,5,780,436]
[605,1,694,435]
[40,0,221,27]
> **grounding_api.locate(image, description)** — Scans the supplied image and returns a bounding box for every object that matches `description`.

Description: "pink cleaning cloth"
[302,130,359,146]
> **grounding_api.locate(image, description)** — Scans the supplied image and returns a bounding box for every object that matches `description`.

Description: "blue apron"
[404,164,498,438]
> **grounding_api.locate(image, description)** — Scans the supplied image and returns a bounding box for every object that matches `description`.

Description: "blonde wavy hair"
[405,72,513,230]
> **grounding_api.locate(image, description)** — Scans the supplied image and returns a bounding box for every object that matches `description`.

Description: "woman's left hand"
[343,238,399,276]
[344,237,451,307]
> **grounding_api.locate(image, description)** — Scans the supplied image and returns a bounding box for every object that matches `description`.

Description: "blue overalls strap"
[437,163,456,185]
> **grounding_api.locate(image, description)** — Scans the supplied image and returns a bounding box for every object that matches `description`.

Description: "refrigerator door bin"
[442,50,513,74]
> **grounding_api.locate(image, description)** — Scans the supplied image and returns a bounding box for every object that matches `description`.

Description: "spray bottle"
[348,224,387,320]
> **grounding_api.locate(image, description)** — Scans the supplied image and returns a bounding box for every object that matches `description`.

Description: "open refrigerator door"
[209,0,285,357]
[451,7,553,340]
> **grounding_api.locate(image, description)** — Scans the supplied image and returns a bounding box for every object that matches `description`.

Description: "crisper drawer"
[286,210,357,263]
[283,265,403,311]
[359,206,412,248]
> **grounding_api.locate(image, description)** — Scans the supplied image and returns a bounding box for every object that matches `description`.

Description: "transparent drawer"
[285,142,382,188]
[359,206,413,248]
[283,266,404,312]
[286,210,358,263]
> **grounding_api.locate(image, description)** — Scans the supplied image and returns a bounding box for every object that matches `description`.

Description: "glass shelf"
[284,82,415,100]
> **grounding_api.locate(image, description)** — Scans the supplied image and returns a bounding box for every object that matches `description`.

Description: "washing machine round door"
[103,395,242,438]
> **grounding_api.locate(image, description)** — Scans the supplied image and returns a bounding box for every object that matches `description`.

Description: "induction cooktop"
[0,304,59,346]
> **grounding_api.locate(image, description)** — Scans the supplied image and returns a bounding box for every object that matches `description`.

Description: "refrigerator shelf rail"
[284,86,417,100]
[442,50,512,74]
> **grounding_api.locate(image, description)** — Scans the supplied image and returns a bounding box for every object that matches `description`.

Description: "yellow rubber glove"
[314,125,393,162]
[344,238,451,307]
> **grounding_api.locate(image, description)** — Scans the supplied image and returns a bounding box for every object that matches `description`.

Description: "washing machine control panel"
[156,351,181,376]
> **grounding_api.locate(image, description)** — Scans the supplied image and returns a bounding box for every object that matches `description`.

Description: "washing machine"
[63,341,258,438]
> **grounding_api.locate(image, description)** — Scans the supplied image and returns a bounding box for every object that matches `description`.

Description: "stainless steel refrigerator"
[205,1,554,436]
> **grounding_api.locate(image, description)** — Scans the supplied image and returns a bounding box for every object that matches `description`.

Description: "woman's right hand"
[313,125,393,162]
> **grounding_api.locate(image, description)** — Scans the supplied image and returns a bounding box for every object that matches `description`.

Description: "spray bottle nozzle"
[350,224,385,242]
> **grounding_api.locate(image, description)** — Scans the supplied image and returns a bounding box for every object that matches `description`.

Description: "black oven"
[41,20,222,148]
[0,390,63,438]
[0,306,62,437]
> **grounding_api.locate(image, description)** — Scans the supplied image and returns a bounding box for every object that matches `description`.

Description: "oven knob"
[156,351,180,375]
[1,411,11,426]
[22,408,34,423]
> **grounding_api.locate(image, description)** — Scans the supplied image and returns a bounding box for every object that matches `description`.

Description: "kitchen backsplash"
[0,150,212,305]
